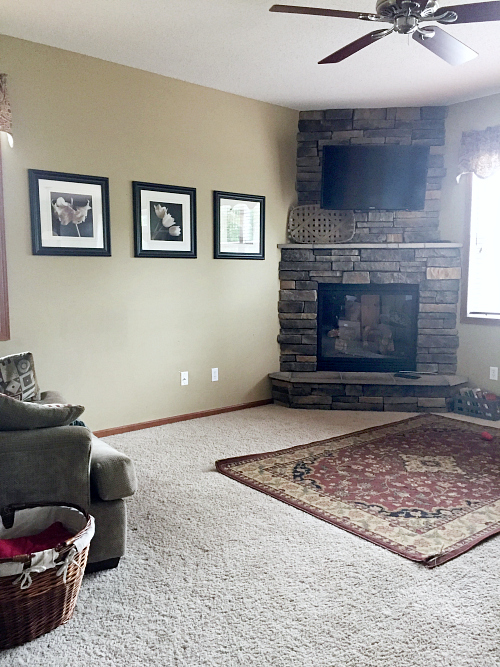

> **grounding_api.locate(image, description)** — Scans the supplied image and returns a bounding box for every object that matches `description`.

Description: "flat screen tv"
[320,144,429,211]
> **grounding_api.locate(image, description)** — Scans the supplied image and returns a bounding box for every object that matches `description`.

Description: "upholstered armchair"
[0,352,137,572]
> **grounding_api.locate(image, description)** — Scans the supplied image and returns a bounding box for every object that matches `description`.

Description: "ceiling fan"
[269,0,500,65]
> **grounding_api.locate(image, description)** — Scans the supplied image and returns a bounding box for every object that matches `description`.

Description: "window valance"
[0,74,12,137]
[458,124,500,180]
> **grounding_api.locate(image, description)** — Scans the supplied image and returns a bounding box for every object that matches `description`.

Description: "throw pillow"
[0,352,40,401]
[0,393,85,431]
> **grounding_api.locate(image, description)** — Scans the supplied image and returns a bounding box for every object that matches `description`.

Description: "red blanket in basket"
[0,522,73,558]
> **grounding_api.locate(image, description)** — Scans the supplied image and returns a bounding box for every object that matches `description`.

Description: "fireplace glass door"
[317,283,419,372]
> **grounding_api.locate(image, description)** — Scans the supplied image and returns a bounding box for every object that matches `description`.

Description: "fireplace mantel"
[278,243,462,250]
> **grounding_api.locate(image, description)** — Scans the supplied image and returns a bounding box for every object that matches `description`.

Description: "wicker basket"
[453,396,500,421]
[287,205,355,244]
[0,503,94,649]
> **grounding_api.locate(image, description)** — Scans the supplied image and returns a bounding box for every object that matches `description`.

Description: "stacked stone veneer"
[270,374,466,413]
[278,244,461,375]
[296,106,447,244]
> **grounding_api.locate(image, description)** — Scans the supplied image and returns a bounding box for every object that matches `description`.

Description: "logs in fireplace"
[317,283,419,372]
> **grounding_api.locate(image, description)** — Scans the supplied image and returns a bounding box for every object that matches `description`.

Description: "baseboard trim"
[93,398,273,437]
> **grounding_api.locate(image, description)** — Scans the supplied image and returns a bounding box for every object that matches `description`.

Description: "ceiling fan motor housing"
[375,0,441,33]
[375,0,439,14]
[375,0,439,19]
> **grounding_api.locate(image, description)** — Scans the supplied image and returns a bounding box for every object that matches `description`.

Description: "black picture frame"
[133,181,197,259]
[29,169,111,256]
[213,191,265,260]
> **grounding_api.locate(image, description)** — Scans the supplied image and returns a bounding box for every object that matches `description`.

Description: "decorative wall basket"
[287,205,355,244]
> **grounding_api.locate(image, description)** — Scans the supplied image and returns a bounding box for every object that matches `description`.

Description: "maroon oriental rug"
[216,414,500,567]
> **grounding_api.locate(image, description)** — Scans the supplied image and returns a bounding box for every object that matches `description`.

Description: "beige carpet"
[1,406,500,667]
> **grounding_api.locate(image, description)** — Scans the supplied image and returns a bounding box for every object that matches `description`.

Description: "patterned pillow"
[0,352,40,401]
[0,393,85,431]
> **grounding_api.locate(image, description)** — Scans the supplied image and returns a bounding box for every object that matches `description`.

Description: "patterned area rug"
[216,414,500,567]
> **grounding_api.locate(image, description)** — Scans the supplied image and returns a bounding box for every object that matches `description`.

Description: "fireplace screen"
[317,283,419,372]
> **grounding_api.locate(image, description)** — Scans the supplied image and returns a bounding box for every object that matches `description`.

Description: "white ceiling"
[1,0,500,110]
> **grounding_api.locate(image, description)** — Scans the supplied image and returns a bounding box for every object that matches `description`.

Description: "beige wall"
[441,92,500,391]
[0,36,298,430]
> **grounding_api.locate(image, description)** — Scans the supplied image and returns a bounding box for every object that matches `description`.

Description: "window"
[463,171,500,324]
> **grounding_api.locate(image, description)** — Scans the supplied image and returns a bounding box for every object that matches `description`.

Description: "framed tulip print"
[29,169,111,256]
[133,181,197,258]
[213,191,265,260]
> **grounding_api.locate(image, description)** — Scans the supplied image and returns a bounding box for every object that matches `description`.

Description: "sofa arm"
[37,390,67,405]
[90,436,137,502]
[0,425,92,510]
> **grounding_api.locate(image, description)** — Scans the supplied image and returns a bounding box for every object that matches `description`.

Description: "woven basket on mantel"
[287,205,355,244]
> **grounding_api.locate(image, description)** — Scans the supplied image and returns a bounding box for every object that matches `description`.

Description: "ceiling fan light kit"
[270,0,500,64]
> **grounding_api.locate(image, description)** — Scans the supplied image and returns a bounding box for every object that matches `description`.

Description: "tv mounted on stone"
[320,144,429,211]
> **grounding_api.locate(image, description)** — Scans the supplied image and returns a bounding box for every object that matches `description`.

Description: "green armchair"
[0,354,137,572]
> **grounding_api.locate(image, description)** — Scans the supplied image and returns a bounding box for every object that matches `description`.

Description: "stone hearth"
[270,371,468,413]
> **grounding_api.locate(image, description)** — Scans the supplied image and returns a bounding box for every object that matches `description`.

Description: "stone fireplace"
[270,242,466,411]
[277,242,461,375]
[269,105,468,412]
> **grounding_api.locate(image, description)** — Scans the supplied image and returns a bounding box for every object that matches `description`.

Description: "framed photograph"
[213,191,265,260]
[29,169,111,256]
[133,181,197,258]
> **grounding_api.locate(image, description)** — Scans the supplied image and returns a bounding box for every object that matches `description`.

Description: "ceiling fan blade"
[319,30,391,63]
[439,1,500,23]
[269,4,373,20]
[412,26,478,65]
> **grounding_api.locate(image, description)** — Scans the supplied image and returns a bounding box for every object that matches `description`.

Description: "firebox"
[317,283,419,372]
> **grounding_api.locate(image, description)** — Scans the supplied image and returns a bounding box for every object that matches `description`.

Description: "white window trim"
[461,172,500,326]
